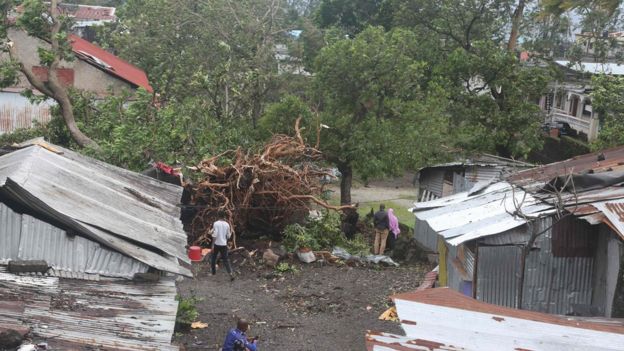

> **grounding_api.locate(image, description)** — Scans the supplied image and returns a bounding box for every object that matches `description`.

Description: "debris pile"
[185,119,344,245]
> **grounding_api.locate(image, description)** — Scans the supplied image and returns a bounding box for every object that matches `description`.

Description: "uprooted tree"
[184,119,348,246]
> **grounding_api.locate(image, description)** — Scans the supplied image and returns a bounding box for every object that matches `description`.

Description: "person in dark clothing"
[222,319,258,351]
[373,204,389,254]
[341,203,360,239]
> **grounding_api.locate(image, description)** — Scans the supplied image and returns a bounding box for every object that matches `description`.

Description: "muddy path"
[175,257,430,351]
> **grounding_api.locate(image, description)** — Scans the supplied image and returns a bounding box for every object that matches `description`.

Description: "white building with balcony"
[540,60,624,141]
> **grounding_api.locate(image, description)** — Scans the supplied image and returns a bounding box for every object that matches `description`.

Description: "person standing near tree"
[387,208,401,252]
[373,204,389,255]
[211,211,235,281]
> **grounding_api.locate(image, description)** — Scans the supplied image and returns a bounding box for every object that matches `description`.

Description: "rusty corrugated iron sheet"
[0,101,52,134]
[522,218,594,315]
[507,145,624,186]
[0,266,179,350]
[595,201,624,241]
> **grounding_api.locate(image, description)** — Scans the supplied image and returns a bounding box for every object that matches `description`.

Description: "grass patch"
[357,201,414,229]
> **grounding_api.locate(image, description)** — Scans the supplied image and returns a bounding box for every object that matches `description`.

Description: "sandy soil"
[175,253,431,351]
[329,173,418,209]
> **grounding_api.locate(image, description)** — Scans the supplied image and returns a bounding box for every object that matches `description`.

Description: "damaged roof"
[419,153,533,171]
[413,146,624,245]
[366,288,624,351]
[507,145,624,187]
[0,266,179,350]
[69,34,153,92]
[0,141,191,276]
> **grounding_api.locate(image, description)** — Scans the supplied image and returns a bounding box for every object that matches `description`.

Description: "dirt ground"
[175,253,431,351]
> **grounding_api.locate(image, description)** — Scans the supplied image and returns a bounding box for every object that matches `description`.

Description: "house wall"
[476,245,522,308]
[418,169,445,199]
[0,202,148,279]
[414,217,440,252]
[522,217,594,315]
[471,216,601,316]
[593,225,623,317]
[6,29,134,96]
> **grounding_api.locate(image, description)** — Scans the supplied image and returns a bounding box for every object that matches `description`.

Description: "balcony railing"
[551,109,599,140]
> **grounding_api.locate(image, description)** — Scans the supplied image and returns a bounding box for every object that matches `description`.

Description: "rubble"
[262,249,280,267]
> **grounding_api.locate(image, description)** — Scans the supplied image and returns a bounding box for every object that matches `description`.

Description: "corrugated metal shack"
[416,153,533,202]
[366,288,624,351]
[412,146,624,317]
[0,141,191,350]
[414,155,533,251]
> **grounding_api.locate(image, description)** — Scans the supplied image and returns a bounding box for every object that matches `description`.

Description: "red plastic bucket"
[188,246,202,261]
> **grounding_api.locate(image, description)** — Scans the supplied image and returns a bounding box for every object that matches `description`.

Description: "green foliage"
[175,295,200,325]
[282,223,321,251]
[439,42,551,157]
[0,60,19,87]
[274,262,299,274]
[259,95,316,141]
[342,234,371,257]
[282,211,372,255]
[315,0,393,35]
[0,125,45,145]
[591,74,624,150]
[313,27,450,183]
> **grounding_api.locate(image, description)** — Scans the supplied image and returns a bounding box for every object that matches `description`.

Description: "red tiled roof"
[69,34,153,93]
[392,287,624,334]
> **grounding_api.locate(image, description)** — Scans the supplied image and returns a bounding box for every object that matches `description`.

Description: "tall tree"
[0,0,98,148]
[312,27,449,204]
[107,0,297,127]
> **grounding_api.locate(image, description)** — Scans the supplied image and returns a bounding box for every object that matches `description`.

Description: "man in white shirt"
[210,211,234,280]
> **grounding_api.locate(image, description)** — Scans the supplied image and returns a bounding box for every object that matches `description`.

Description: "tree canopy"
[2,0,624,204]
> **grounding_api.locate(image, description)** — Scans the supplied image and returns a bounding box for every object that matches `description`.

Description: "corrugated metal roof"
[0,267,179,350]
[0,143,191,277]
[595,201,624,241]
[507,145,624,186]
[384,288,624,351]
[419,153,534,171]
[413,181,557,246]
[556,60,624,76]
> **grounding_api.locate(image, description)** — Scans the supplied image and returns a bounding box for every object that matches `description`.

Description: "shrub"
[275,262,299,274]
[281,210,371,255]
[175,295,200,325]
